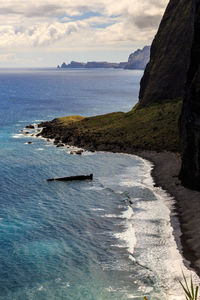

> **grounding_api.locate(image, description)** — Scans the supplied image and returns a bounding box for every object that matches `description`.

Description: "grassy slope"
[57,98,182,153]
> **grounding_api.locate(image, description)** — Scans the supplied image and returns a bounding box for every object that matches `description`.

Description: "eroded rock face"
[138,0,195,107]
[124,46,150,70]
[180,0,200,191]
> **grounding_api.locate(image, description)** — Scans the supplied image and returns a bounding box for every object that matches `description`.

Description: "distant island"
[57,46,150,70]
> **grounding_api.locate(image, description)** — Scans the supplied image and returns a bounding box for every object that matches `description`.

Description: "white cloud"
[0,53,16,61]
[0,0,168,47]
[0,0,169,66]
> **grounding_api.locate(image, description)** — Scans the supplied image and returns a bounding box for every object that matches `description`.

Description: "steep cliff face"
[138,0,195,107]
[180,0,200,191]
[124,46,150,70]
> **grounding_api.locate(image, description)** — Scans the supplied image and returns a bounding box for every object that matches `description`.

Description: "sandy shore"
[37,121,200,277]
[136,150,200,276]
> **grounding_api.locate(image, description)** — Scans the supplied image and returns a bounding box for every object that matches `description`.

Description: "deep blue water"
[0,68,196,300]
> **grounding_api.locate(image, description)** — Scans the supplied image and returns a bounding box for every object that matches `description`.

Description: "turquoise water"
[0,68,197,299]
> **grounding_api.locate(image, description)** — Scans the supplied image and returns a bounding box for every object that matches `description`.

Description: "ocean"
[0,68,197,300]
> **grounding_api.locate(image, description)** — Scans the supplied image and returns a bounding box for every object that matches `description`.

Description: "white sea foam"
[63,282,70,288]
[113,206,136,261]
[90,208,105,212]
[82,151,95,156]
[104,213,119,218]
[12,134,23,138]
[98,153,199,296]
[105,286,118,292]
[36,148,44,151]
[126,155,200,296]
[84,186,104,191]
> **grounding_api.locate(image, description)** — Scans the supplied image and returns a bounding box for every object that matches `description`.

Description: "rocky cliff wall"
[180,0,200,191]
[124,46,150,70]
[138,0,195,107]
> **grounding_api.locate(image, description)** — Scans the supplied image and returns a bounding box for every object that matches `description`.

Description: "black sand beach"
[137,150,200,276]
[38,119,200,277]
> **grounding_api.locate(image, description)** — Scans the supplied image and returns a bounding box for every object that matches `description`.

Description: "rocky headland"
[57,46,150,70]
[38,0,200,276]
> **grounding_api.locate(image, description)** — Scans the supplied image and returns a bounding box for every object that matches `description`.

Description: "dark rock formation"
[66,61,86,68]
[180,0,200,191]
[61,62,67,68]
[25,124,34,129]
[124,46,150,70]
[85,61,119,68]
[47,174,93,182]
[56,143,64,147]
[138,0,195,107]
[60,61,120,69]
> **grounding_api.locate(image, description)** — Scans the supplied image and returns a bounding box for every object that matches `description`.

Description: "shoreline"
[35,122,200,277]
[135,150,200,276]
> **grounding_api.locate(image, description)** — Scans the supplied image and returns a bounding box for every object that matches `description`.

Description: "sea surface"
[0,68,198,300]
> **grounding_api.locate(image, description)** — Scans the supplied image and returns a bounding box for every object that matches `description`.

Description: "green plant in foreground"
[144,273,199,300]
[180,272,199,300]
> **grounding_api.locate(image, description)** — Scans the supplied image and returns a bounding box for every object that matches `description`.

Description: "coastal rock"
[76,150,83,155]
[138,0,194,107]
[61,62,67,68]
[70,150,83,155]
[124,46,150,70]
[180,0,200,191]
[58,48,150,71]
[25,124,34,129]
[65,61,86,68]
[56,143,64,147]
[85,61,119,68]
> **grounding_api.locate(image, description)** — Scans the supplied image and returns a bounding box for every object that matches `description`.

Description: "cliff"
[124,46,150,70]
[59,61,120,69]
[138,0,194,107]
[57,47,150,70]
[180,0,200,191]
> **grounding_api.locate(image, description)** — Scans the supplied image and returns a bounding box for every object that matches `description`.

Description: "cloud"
[0,53,16,61]
[0,0,169,49]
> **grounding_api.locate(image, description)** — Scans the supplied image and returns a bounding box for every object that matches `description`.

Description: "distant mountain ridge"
[57,46,150,70]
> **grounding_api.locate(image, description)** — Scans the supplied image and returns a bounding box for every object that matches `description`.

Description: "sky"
[0,0,168,67]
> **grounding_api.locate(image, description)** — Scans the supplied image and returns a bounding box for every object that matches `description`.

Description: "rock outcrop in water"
[180,0,200,191]
[138,0,194,107]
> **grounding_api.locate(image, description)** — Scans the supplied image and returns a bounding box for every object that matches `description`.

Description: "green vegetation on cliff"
[51,98,182,153]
